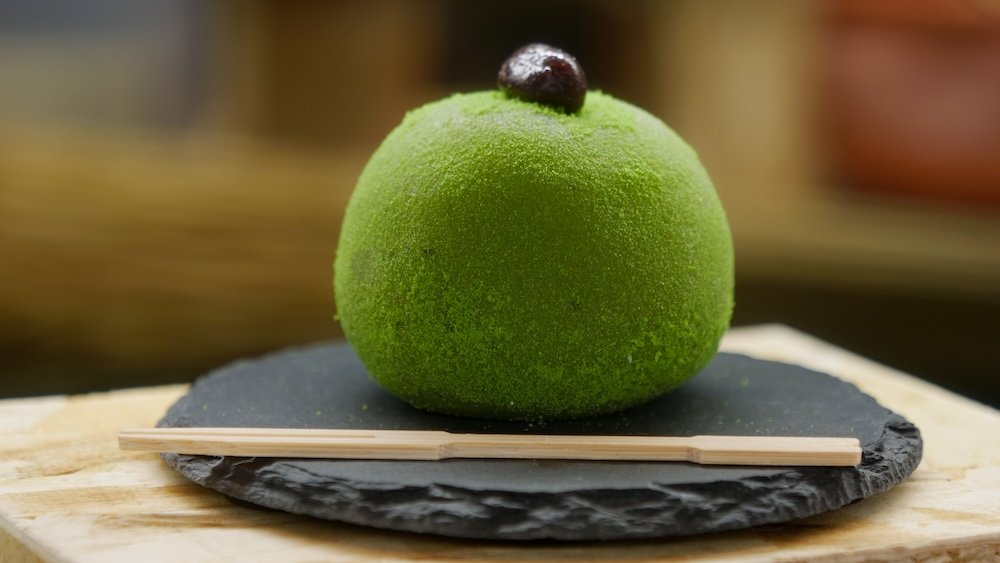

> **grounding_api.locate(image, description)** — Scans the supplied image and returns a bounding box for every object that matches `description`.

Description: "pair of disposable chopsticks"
[118,427,862,467]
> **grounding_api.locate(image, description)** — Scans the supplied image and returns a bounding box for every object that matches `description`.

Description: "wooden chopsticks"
[118,427,862,467]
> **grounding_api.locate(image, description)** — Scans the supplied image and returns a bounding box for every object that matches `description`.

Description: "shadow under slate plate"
[159,342,922,541]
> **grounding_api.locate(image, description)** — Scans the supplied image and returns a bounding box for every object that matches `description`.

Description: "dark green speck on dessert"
[334,45,733,421]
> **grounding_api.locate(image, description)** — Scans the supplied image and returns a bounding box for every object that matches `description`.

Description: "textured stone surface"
[160,342,922,540]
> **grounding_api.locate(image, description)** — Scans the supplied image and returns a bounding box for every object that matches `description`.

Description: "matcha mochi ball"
[334,48,733,421]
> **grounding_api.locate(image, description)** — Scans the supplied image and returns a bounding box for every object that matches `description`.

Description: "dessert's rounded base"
[160,342,921,541]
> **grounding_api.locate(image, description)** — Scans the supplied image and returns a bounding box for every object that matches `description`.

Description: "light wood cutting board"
[1,325,998,562]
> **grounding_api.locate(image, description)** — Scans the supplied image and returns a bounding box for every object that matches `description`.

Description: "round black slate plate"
[160,342,921,541]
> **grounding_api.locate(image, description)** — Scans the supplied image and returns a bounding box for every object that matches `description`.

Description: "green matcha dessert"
[334,44,733,421]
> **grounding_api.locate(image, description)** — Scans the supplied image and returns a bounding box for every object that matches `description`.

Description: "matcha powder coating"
[334,90,733,420]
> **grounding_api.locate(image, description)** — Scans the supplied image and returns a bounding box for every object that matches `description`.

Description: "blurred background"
[1,0,998,406]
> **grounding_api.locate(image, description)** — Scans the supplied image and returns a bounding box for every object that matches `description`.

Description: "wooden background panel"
[0,131,363,396]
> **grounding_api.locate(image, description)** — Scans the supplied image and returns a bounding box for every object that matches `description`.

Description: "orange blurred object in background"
[825,0,1000,204]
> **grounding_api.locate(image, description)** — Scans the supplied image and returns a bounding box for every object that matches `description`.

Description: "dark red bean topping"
[497,43,587,114]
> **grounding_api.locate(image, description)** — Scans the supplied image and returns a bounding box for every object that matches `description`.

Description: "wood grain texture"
[1,325,998,562]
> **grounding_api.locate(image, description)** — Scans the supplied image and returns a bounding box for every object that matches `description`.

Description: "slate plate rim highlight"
[159,341,922,541]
